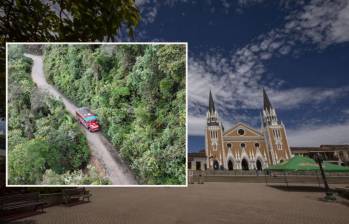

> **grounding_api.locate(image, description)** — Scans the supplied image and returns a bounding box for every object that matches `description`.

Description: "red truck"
[76,107,100,132]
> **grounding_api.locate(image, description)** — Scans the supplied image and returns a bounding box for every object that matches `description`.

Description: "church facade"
[199,89,292,171]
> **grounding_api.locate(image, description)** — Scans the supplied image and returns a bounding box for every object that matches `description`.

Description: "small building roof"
[188,149,206,158]
[291,145,349,153]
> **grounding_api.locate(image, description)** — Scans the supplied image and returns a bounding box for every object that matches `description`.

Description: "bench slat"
[3,202,45,210]
[0,192,45,214]
[62,188,91,204]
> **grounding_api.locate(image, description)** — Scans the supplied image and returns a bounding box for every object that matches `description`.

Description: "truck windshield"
[84,116,97,122]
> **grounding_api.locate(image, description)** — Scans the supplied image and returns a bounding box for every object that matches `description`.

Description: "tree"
[8,138,49,184]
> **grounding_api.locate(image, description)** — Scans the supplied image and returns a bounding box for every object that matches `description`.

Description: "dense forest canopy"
[8,45,110,185]
[44,44,186,184]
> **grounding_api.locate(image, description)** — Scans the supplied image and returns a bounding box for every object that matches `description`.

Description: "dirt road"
[25,54,137,185]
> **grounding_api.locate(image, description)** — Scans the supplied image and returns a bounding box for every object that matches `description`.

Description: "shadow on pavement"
[269,185,325,192]
[4,220,36,224]
[61,200,91,207]
[1,211,42,223]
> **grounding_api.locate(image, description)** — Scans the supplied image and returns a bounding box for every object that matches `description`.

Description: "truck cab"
[76,107,100,132]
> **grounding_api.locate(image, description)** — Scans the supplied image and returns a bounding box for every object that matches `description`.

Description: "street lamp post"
[314,153,336,201]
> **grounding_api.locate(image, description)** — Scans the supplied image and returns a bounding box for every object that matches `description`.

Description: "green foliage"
[8,129,27,150]
[8,45,91,185]
[9,138,49,184]
[42,165,111,185]
[44,44,186,184]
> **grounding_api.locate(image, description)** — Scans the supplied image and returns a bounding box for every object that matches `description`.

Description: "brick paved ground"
[19,183,349,224]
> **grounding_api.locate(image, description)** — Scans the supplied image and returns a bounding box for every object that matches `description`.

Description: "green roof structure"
[267,155,349,172]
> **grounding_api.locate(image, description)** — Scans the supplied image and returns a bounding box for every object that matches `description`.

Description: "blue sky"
[133,0,349,152]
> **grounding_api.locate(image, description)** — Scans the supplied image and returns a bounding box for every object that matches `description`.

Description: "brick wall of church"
[205,127,224,168]
[267,126,291,163]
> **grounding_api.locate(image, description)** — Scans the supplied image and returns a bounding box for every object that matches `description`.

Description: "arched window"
[256,160,262,171]
[227,143,231,149]
[241,159,249,170]
[228,160,233,170]
[240,143,245,149]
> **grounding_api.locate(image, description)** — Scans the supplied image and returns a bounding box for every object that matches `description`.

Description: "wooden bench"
[0,193,46,217]
[62,188,91,204]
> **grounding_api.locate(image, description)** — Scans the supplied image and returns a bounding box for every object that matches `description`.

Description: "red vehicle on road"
[76,107,100,132]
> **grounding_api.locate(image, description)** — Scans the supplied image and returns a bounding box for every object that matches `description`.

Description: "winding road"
[25,54,137,185]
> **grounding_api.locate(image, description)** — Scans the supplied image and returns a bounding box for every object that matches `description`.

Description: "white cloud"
[188,115,207,136]
[189,50,349,115]
[188,114,235,136]
[284,0,349,47]
[288,122,349,146]
[188,0,349,119]
[135,0,159,24]
[270,87,349,109]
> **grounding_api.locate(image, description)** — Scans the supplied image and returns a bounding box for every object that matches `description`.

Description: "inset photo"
[6,43,187,187]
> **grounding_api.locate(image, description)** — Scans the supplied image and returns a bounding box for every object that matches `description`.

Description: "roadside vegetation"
[8,45,110,185]
[44,44,186,184]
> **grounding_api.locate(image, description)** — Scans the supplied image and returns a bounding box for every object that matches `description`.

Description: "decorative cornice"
[223,136,265,141]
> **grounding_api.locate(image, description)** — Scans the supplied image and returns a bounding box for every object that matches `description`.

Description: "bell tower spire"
[262,88,279,126]
[209,90,215,113]
[205,90,224,170]
[261,88,292,165]
[207,90,218,126]
[263,88,273,111]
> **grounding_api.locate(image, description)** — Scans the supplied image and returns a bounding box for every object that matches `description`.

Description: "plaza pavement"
[18,183,349,224]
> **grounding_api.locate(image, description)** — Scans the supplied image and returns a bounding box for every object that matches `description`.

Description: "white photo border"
[5,42,188,188]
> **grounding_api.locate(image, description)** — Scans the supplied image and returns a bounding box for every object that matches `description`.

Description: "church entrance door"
[256,160,262,171]
[213,160,219,170]
[228,160,233,170]
[241,159,249,170]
